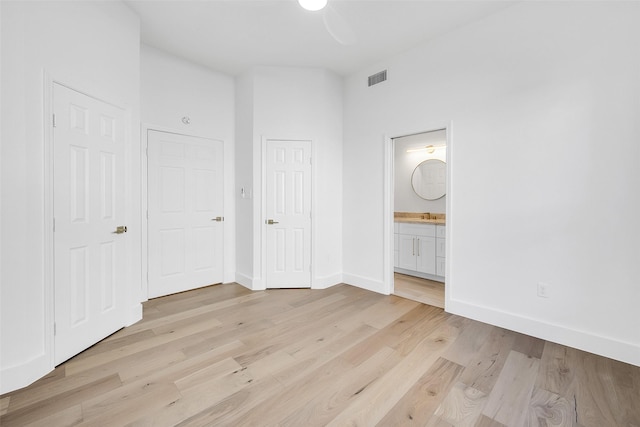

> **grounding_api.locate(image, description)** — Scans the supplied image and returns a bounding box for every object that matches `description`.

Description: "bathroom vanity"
[394,214,445,282]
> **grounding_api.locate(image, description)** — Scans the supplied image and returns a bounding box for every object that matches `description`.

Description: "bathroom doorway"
[387,128,449,309]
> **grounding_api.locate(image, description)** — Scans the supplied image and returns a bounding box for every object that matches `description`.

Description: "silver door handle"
[417,238,420,256]
[413,238,415,256]
[211,217,224,222]
[266,219,279,225]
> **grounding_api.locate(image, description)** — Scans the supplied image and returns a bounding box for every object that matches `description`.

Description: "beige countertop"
[394,212,446,225]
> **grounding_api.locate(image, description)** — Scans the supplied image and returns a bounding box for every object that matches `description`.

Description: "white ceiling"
[125,0,517,76]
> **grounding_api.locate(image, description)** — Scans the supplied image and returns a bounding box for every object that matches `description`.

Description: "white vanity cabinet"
[394,222,445,282]
[396,223,437,275]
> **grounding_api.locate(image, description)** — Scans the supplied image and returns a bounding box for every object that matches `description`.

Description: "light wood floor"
[394,273,445,308]
[1,283,638,427]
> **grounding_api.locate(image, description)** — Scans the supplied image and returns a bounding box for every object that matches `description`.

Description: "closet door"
[53,83,128,364]
[147,130,224,298]
[264,139,312,288]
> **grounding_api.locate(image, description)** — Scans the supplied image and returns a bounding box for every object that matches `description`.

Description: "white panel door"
[265,140,311,288]
[53,83,127,365]
[147,130,224,298]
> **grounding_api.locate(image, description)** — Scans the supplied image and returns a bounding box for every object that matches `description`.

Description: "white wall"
[140,45,236,284]
[394,130,447,214]
[0,1,141,393]
[234,72,255,285]
[235,66,343,289]
[343,1,640,366]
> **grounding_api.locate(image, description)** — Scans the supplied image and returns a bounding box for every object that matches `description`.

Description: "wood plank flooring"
[394,273,445,308]
[1,283,638,426]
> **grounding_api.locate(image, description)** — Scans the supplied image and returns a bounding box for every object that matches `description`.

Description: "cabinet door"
[398,234,417,270]
[436,238,446,258]
[436,257,446,277]
[416,236,436,274]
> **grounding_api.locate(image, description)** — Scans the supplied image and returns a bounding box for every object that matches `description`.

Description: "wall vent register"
[368,70,387,87]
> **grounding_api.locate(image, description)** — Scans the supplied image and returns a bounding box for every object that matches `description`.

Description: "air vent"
[368,70,387,87]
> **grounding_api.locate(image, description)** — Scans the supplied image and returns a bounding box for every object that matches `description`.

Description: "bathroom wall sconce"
[406,144,443,153]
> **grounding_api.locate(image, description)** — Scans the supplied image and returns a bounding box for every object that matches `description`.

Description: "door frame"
[141,124,227,300]
[260,136,314,290]
[43,74,134,369]
[383,122,453,307]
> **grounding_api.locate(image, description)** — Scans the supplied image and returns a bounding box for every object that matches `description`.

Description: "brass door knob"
[114,226,127,234]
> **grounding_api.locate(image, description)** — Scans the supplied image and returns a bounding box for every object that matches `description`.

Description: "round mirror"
[411,159,446,200]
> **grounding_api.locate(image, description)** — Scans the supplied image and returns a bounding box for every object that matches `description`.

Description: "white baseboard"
[235,272,253,289]
[0,352,52,395]
[342,273,388,295]
[235,272,265,291]
[223,271,236,285]
[125,303,143,327]
[447,298,640,367]
[312,273,342,289]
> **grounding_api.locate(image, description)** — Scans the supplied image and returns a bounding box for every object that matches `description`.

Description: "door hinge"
[53,217,56,232]
[52,114,57,128]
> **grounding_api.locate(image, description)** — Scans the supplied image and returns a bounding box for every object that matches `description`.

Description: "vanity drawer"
[398,222,435,237]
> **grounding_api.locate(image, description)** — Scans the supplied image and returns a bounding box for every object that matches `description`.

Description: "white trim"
[383,134,394,297]
[42,71,55,371]
[448,298,640,367]
[0,353,51,395]
[444,124,453,309]
[235,272,253,290]
[312,273,342,290]
[123,103,141,327]
[260,136,267,289]
[342,273,387,295]
[311,138,318,290]
[235,272,264,291]
[140,125,150,302]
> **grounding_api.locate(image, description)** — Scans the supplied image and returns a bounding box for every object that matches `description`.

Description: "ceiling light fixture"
[298,0,327,12]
